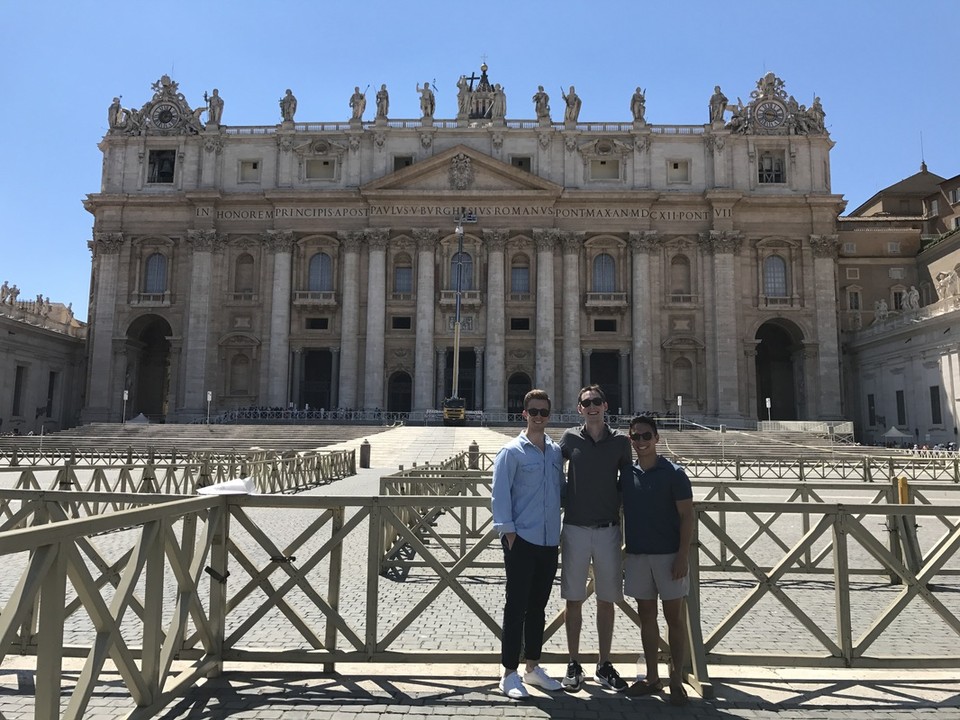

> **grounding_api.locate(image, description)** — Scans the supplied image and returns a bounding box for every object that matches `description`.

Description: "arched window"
[230,355,251,395]
[393,252,412,294]
[143,253,167,294]
[670,255,691,295]
[308,252,333,292]
[592,253,615,292]
[672,357,693,398]
[511,254,530,294]
[234,253,254,293]
[450,252,473,291]
[763,255,788,297]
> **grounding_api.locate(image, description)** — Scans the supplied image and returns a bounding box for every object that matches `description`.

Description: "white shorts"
[624,553,689,601]
[560,524,623,603]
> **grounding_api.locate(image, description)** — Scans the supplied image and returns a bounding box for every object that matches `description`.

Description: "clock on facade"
[151,102,181,129]
[755,101,786,129]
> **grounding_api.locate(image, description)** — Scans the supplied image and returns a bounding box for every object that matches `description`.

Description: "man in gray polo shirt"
[558,384,632,692]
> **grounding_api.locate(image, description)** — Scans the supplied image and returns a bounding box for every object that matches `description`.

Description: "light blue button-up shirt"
[491,431,564,547]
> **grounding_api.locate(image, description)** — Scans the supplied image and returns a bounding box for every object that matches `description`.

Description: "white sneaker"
[499,671,529,699]
[523,665,563,691]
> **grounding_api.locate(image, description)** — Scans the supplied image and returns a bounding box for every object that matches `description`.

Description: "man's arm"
[673,497,695,579]
[491,448,517,547]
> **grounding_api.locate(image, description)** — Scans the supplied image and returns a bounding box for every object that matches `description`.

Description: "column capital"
[809,234,840,259]
[698,230,741,255]
[474,345,485,357]
[413,227,440,251]
[482,228,509,252]
[261,229,296,254]
[628,230,662,253]
[365,227,390,251]
[533,228,559,252]
[337,230,365,252]
[93,232,124,255]
[561,230,586,253]
[186,229,226,253]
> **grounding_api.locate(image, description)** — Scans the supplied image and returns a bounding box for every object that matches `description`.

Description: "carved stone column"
[182,230,224,416]
[699,230,742,418]
[291,346,303,408]
[630,231,661,413]
[534,229,557,399]
[483,229,507,413]
[581,348,592,389]
[474,346,484,410]
[363,229,389,409]
[330,346,340,408]
[337,231,363,409]
[436,347,446,406]
[413,228,439,410]
[809,234,842,417]
[84,232,125,422]
[561,231,584,413]
[619,349,630,414]
[264,230,295,406]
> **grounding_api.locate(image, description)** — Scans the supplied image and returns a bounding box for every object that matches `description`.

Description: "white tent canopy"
[882,426,911,439]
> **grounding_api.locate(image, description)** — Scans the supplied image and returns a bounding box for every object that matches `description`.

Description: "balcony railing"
[440,290,483,306]
[228,291,259,303]
[585,292,628,307]
[131,292,172,306]
[293,290,337,305]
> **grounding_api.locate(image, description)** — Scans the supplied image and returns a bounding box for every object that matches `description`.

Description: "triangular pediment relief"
[361,145,562,195]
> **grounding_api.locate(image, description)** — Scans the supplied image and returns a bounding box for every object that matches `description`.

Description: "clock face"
[756,101,785,129]
[151,102,180,129]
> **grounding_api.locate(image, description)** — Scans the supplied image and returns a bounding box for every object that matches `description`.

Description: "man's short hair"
[577,384,606,404]
[630,414,659,434]
[524,388,551,410]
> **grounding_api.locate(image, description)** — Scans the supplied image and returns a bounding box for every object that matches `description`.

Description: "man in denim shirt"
[491,389,565,698]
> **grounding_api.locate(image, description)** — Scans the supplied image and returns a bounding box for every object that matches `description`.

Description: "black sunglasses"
[579,397,604,407]
[526,407,550,417]
[630,431,655,441]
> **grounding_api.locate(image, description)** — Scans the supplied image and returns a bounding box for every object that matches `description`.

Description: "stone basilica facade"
[83,69,845,423]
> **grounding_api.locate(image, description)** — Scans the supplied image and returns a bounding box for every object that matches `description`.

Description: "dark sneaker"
[561,661,584,692]
[595,661,628,692]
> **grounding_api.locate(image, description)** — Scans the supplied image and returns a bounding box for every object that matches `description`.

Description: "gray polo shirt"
[559,423,632,527]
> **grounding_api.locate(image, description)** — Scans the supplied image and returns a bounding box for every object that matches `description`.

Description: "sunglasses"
[525,408,550,417]
[630,431,655,441]
[579,397,605,407]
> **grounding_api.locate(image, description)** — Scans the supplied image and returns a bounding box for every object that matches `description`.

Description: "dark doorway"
[387,372,412,413]
[588,351,622,413]
[507,373,532,414]
[127,315,172,420]
[755,322,800,420]
[444,349,476,409]
[303,349,333,410]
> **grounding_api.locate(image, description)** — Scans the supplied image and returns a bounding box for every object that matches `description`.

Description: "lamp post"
[449,208,477,407]
[765,396,772,423]
[206,390,212,425]
[677,394,683,432]
[122,389,128,424]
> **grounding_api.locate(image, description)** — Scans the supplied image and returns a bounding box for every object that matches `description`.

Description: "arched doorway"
[755,321,803,420]
[126,315,172,421]
[588,351,622,413]
[507,372,532,414]
[303,349,334,410]
[387,371,412,413]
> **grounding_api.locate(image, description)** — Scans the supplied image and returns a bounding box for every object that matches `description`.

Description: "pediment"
[361,145,562,195]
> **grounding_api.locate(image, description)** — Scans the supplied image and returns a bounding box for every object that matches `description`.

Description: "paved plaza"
[1,426,959,718]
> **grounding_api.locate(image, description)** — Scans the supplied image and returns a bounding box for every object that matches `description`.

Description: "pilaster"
[483,229,508,413]
[413,228,439,410]
[264,230,295,406]
[533,228,557,399]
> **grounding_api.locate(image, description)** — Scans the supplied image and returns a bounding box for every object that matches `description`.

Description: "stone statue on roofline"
[630,87,646,124]
[279,89,297,122]
[375,84,389,120]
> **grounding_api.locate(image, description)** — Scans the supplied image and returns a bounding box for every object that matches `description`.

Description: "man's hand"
[504,532,517,550]
[672,553,689,580]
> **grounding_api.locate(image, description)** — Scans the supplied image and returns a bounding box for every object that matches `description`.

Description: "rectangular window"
[510,317,530,331]
[867,394,876,426]
[511,266,530,294]
[594,318,617,332]
[758,151,786,184]
[12,365,27,416]
[666,160,690,184]
[590,158,620,180]
[391,316,412,330]
[893,291,904,310]
[305,318,329,330]
[510,156,532,172]
[887,241,901,254]
[896,389,906,426]
[930,385,943,425]
[846,268,860,280]
[843,242,856,254]
[950,188,960,204]
[889,267,904,279]
[239,160,261,183]
[46,371,58,418]
[847,290,861,310]
[929,199,939,216]
[394,266,413,294]
[147,150,176,184]
[305,158,336,180]
[954,217,960,230]
[393,156,414,171]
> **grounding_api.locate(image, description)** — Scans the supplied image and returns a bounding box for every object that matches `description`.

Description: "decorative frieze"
[449,153,474,190]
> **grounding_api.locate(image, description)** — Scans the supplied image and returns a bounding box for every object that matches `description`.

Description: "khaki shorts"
[560,524,623,603]
[624,552,689,601]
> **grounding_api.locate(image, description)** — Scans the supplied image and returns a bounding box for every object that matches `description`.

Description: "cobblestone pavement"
[1,426,959,718]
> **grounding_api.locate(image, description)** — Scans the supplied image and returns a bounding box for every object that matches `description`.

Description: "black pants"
[501,535,559,671]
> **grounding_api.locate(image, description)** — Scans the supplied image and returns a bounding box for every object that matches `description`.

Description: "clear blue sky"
[2,1,958,320]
